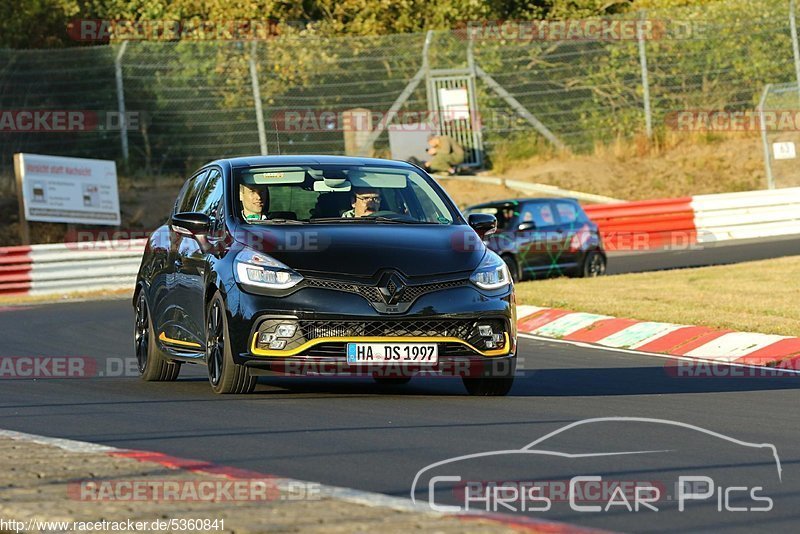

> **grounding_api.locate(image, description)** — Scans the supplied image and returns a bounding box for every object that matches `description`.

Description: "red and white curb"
[516,305,800,371]
[0,428,603,534]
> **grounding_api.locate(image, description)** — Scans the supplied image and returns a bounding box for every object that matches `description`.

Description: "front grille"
[304,277,467,305]
[300,319,473,340]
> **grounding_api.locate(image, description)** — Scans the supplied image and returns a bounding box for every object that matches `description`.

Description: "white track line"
[0,428,117,453]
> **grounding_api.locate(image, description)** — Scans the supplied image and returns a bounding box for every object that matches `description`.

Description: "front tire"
[134,291,181,381]
[462,359,516,396]
[206,292,257,394]
[502,254,521,283]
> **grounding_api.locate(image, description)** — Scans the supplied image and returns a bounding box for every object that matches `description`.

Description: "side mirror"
[516,221,536,232]
[171,212,211,237]
[468,213,498,238]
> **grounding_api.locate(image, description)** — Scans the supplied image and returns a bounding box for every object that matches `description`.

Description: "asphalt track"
[606,235,800,275]
[1,239,800,532]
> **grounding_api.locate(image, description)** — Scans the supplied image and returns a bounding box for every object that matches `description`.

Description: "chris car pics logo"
[411,417,780,514]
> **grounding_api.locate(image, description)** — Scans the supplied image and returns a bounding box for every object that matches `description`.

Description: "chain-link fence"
[0,0,797,179]
[759,82,800,188]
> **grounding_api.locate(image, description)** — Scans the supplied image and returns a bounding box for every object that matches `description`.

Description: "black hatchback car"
[465,198,606,281]
[134,156,516,395]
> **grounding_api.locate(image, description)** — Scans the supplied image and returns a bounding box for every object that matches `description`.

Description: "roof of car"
[466,197,579,210]
[208,155,415,169]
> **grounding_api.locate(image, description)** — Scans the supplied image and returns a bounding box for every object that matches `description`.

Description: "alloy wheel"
[134,293,149,373]
[207,301,224,386]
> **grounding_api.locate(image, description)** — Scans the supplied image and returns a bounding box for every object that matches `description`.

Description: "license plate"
[346,343,438,364]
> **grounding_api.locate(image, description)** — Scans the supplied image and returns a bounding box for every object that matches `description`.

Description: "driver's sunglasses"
[356,195,381,202]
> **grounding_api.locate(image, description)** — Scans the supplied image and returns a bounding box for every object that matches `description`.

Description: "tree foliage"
[0,0,648,49]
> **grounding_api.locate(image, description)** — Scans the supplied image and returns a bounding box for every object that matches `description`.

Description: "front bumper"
[226,284,517,377]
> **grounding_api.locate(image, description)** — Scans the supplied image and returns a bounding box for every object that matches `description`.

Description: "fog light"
[478,325,493,337]
[259,332,275,344]
[485,340,496,349]
[269,339,287,350]
[276,324,297,338]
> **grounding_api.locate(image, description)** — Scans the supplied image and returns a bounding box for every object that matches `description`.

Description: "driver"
[342,187,382,218]
[240,183,269,221]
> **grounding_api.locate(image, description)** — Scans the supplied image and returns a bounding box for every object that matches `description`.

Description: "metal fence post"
[758,84,775,189]
[249,41,268,156]
[791,0,800,105]
[637,10,653,139]
[114,41,129,162]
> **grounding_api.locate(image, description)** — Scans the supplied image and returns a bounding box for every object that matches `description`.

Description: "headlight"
[234,248,303,290]
[470,251,511,290]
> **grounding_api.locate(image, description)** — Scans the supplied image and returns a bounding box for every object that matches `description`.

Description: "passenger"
[240,184,269,221]
[342,188,382,218]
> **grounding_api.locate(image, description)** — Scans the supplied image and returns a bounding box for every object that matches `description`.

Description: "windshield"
[233,164,457,224]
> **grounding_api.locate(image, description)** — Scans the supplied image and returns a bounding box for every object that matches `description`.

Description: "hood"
[234,223,485,278]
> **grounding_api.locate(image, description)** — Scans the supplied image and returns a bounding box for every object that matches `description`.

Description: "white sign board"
[14,153,121,225]
[388,123,434,161]
[438,88,471,121]
[773,141,796,160]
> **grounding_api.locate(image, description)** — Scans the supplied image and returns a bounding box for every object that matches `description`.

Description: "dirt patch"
[496,133,765,201]
[0,435,526,534]
[435,178,523,209]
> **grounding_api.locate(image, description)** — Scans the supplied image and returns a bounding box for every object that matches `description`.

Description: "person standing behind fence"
[423,134,465,175]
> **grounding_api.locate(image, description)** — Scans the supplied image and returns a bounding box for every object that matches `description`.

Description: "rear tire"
[206,292,257,394]
[134,291,181,381]
[580,251,607,278]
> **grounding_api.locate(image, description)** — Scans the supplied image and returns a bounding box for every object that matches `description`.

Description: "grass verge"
[515,255,800,336]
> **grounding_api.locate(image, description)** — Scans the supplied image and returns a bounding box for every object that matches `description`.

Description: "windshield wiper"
[309,216,411,224]
[248,218,305,224]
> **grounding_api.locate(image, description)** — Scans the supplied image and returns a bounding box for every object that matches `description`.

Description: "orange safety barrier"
[584,197,696,251]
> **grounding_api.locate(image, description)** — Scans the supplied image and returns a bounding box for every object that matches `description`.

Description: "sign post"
[13,153,30,246]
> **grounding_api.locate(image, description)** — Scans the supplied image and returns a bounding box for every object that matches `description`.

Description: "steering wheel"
[364,210,419,222]
[364,210,399,218]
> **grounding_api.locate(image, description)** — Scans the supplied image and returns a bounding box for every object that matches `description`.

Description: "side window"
[195,169,223,217]
[520,202,556,227]
[496,206,517,231]
[554,201,580,224]
[174,170,208,214]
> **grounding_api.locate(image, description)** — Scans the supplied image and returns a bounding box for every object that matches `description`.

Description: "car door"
[552,200,585,270]
[176,167,225,346]
[516,201,563,277]
[154,169,208,348]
